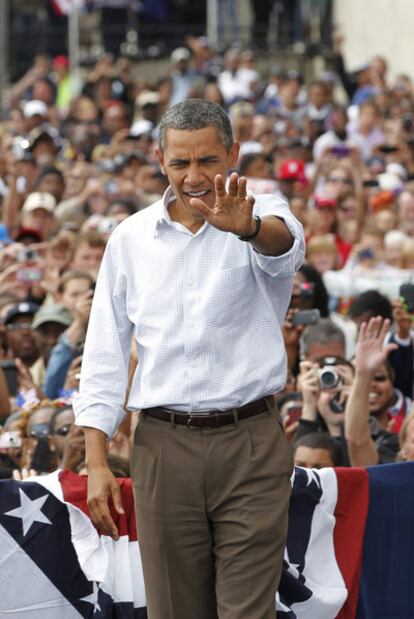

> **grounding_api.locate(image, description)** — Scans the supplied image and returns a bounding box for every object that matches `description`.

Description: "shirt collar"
[153,186,209,238]
[153,186,175,238]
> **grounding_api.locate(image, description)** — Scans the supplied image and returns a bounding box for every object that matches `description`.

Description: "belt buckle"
[186,413,199,429]
[186,413,211,429]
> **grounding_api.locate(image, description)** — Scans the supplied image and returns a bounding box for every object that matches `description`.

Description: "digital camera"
[318,366,340,390]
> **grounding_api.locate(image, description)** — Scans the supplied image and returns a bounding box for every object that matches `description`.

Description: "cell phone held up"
[16,247,43,285]
[0,431,22,449]
[291,309,321,327]
[285,403,303,425]
[0,360,18,396]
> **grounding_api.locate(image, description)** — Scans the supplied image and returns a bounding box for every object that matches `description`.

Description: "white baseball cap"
[22,192,56,215]
[23,100,48,118]
[170,47,191,63]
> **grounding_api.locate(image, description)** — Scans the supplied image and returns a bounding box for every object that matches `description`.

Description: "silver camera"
[318,366,340,390]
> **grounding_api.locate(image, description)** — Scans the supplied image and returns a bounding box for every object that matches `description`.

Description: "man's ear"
[155,148,166,175]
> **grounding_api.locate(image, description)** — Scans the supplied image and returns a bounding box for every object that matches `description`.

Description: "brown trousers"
[132,406,293,619]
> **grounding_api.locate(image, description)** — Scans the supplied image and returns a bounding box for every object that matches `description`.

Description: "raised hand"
[189,172,256,236]
[355,316,397,375]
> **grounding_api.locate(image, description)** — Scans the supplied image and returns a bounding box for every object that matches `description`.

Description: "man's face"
[60,277,91,314]
[22,207,54,239]
[331,110,347,136]
[156,127,239,228]
[103,105,128,136]
[309,84,327,109]
[32,140,56,166]
[71,243,105,275]
[6,314,39,364]
[368,364,394,415]
[32,80,54,105]
[294,446,334,469]
[37,173,65,202]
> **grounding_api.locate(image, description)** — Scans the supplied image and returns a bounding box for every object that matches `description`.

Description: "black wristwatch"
[238,216,262,242]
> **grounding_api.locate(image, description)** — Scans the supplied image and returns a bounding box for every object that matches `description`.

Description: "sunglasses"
[30,423,49,439]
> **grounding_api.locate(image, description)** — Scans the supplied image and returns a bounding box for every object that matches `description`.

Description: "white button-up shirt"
[74,188,305,437]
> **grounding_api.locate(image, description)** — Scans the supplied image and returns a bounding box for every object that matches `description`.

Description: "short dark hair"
[158,99,233,152]
[348,290,393,321]
[293,432,342,466]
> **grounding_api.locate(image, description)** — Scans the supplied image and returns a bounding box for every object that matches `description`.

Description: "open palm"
[189,172,255,236]
[355,317,397,374]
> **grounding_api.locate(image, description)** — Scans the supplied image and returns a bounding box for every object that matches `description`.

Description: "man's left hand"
[189,172,256,236]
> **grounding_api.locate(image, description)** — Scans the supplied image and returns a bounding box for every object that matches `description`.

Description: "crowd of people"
[1,32,414,480]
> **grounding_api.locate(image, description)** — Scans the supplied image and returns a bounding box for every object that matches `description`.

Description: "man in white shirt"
[218,48,258,105]
[74,99,305,619]
[313,105,365,161]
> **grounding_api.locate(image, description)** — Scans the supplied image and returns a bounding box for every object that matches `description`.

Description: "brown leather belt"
[143,396,275,428]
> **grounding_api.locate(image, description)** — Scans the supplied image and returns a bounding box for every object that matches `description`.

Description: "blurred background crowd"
[1,0,414,480]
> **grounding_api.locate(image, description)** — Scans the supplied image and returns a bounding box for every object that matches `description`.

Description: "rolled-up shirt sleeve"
[73,235,134,438]
[251,194,305,277]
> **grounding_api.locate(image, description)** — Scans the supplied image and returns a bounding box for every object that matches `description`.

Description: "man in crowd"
[293,432,342,468]
[2,302,40,371]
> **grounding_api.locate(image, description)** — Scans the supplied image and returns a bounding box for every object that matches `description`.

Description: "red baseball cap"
[53,55,69,70]
[278,159,306,182]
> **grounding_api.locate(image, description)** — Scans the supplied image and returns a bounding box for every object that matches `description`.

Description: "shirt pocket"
[203,263,256,328]
[126,255,178,324]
